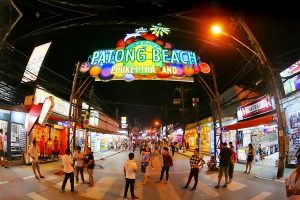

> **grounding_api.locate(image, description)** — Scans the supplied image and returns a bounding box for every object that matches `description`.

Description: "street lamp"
[211,18,286,178]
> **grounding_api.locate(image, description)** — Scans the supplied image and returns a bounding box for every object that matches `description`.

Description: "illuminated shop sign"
[237,95,275,121]
[38,96,54,124]
[280,59,300,95]
[34,88,70,117]
[83,23,209,82]
[22,42,52,83]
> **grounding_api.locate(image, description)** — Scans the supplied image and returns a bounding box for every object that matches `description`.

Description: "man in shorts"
[215,142,231,188]
[28,140,45,179]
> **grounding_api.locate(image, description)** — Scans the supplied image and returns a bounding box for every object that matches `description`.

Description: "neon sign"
[85,23,206,82]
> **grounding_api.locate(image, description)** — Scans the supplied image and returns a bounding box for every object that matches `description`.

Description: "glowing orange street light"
[211,25,222,35]
[154,121,160,126]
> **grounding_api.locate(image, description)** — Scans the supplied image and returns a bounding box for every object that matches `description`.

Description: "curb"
[95,150,124,162]
[255,175,285,183]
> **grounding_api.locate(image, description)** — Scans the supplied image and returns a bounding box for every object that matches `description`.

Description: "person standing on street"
[74,146,85,183]
[244,143,255,174]
[171,143,175,157]
[53,136,59,159]
[0,129,8,168]
[183,148,205,191]
[123,152,139,200]
[141,145,151,184]
[61,148,75,193]
[28,140,45,179]
[215,142,231,188]
[159,147,173,183]
[85,147,94,187]
[228,144,237,184]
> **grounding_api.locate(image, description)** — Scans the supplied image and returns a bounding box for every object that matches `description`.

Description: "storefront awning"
[225,114,276,131]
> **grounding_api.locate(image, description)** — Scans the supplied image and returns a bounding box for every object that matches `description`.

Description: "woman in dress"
[141,145,151,184]
[150,146,161,175]
[244,143,255,174]
[286,161,300,199]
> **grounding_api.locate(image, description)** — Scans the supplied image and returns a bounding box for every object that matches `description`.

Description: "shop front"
[185,123,198,150]
[225,95,278,163]
[282,91,300,166]
[26,87,70,161]
[0,108,27,161]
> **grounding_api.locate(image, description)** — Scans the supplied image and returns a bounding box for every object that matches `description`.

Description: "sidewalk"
[177,150,293,182]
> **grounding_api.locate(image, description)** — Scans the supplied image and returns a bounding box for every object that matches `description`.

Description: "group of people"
[60,146,95,193]
[28,140,95,193]
[123,143,209,199]
[33,135,60,160]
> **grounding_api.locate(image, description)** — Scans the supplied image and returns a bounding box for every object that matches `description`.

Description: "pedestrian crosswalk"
[23,171,277,200]
[27,192,48,200]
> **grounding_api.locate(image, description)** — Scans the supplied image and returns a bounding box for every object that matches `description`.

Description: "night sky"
[3,0,300,127]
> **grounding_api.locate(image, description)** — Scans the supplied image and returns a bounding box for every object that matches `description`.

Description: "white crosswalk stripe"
[226,180,246,191]
[157,181,181,200]
[249,191,272,200]
[27,192,48,200]
[56,180,80,190]
[80,176,118,199]
[0,181,8,184]
[182,177,220,199]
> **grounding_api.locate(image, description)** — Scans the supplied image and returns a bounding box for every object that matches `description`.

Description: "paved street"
[0,150,287,200]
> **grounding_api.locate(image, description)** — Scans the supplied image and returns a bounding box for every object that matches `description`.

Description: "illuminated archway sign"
[84,24,207,82]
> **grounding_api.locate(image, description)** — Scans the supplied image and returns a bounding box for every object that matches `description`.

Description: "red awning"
[225,114,275,131]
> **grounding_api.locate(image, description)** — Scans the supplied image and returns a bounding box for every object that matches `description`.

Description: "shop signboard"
[237,95,275,121]
[22,42,52,83]
[38,96,55,125]
[34,88,70,117]
[280,59,300,95]
[82,24,208,82]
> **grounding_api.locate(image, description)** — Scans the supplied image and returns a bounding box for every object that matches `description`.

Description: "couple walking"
[141,145,173,184]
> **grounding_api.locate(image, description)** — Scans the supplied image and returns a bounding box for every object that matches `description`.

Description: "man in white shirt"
[73,146,85,183]
[123,152,139,200]
[28,140,45,179]
[61,148,75,193]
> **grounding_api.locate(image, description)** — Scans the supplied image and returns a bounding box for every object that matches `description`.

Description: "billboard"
[83,24,208,82]
[280,60,300,95]
[22,42,52,83]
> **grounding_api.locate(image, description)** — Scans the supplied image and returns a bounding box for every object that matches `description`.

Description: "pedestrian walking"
[150,146,161,174]
[258,144,264,160]
[73,146,85,183]
[159,147,173,183]
[183,148,205,191]
[123,152,139,200]
[28,140,45,179]
[215,142,231,188]
[85,147,95,187]
[286,161,300,199]
[228,145,237,183]
[244,143,255,174]
[171,143,175,157]
[141,145,151,184]
[60,148,75,193]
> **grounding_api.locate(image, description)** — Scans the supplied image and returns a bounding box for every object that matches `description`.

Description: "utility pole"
[211,63,223,143]
[236,17,286,178]
[67,61,92,151]
[174,83,191,153]
[67,62,80,150]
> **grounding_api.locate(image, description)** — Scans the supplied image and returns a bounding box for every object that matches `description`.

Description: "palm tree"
[150,23,170,37]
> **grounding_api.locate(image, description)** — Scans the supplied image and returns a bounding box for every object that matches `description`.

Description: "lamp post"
[211,18,286,178]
